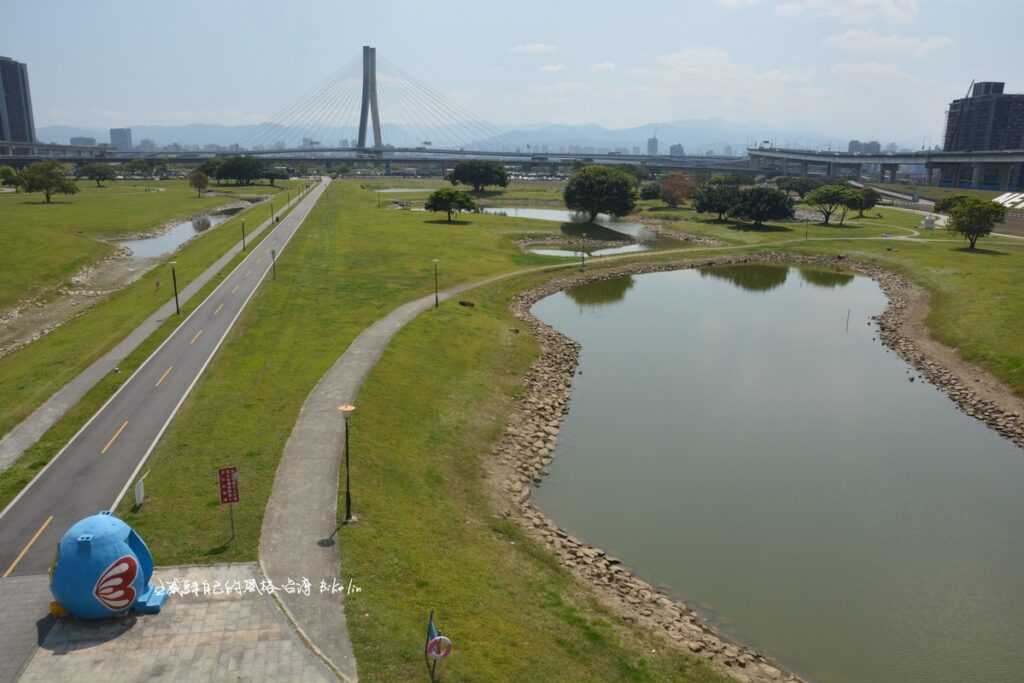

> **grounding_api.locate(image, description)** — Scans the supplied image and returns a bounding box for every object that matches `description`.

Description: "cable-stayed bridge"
[0,46,749,172]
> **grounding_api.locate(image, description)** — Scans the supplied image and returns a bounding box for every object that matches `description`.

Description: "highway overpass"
[748,147,1024,191]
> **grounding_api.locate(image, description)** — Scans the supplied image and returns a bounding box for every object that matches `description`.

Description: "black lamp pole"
[170,263,180,315]
[433,259,440,308]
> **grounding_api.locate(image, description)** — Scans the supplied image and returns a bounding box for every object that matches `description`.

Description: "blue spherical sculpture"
[50,511,166,619]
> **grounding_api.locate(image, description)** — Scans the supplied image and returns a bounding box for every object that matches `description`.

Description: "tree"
[425,187,476,223]
[659,173,698,208]
[775,176,821,199]
[188,169,209,197]
[80,163,117,187]
[730,186,794,226]
[18,161,79,203]
[197,158,224,181]
[949,197,1007,250]
[693,182,741,221]
[934,194,972,214]
[805,184,858,225]
[563,165,638,222]
[639,181,661,200]
[845,187,880,218]
[0,165,18,189]
[263,168,288,186]
[448,160,509,193]
[215,156,265,185]
[124,159,155,176]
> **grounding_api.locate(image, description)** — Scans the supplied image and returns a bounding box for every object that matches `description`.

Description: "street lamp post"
[338,404,357,524]
[432,259,440,308]
[170,261,180,315]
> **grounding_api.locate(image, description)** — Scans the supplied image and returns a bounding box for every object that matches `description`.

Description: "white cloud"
[511,43,556,55]
[591,61,616,72]
[831,61,915,82]
[539,63,568,73]
[775,0,918,23]
[826,30,953,58]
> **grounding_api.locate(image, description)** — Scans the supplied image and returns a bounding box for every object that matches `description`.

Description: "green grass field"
[0,184,310,508]
[8,178,1024,680]
[0,179,298,311]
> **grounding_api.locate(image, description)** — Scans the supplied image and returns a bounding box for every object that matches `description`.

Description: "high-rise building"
[848,140,881,154]
[944,82,1024,151]
[0,56,37,143]
[646,136,659,156]
[110,128,133,152]
[70,136,96,146]
[669,143,685,157]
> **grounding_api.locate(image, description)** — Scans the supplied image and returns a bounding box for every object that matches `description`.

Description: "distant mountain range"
[37,119,878,154]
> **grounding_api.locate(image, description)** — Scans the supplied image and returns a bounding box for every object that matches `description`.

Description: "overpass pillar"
[972,163,986,189]
[996,164,1012,191]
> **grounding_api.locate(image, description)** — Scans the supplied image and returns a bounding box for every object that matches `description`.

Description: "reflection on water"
[118,213,229,259]
[698,264,789,292]
[481,206,656,241]
[534,266,1024,683]
[565,276,636,307]
[798,267,854,288]
[531,244,650,258]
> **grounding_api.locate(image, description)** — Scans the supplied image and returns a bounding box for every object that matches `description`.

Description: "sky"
[2,0,1019,145]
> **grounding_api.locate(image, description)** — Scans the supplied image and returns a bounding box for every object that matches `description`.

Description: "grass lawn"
[112,179,728,681]
[0,179,298,311]
[114,180,563,562]
[0,184,311,509]
[8,177,1024,679]
[338,272,731,682]
[82,179,1024,680]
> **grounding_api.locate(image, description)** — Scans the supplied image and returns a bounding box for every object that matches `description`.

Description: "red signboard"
[218,467,239,504]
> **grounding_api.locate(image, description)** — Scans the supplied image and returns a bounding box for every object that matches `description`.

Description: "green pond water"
[531,265,1024,683]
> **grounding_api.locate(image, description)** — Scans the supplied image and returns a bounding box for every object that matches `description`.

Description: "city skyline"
[1,0,1019,145]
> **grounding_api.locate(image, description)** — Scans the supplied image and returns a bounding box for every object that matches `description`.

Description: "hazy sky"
[3,0,1017,143]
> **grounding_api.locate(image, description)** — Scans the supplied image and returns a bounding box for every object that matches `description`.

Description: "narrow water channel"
[531,265,1024,683]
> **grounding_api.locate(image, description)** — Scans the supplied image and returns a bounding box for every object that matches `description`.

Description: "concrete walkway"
[0,186,310,472]
[259,275,513,682]
[15,564,332,683]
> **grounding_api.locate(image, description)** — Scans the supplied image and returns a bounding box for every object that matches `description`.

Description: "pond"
[531,265,1024,683]
[117,212,231,259]
[482,206,668,257]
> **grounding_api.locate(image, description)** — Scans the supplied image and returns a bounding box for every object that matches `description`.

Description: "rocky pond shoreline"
[489,251,1024,683]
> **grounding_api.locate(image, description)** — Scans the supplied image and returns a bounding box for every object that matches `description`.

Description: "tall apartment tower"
[944,82,1024,151]
[0,56,37,143]
[110,128,133,152]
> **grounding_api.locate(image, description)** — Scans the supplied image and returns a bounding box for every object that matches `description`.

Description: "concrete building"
[69,136,96,146]
[110,128,132,152]
[0,56,37,143]
[848,140,881,154]
[944,82,1024,152]
[669,143,685,157]
[646,136,659,156]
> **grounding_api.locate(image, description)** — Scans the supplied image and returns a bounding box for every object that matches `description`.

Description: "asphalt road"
[0,177,329,577]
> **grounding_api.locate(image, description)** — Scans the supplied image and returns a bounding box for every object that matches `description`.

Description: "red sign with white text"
[218,467,239,504]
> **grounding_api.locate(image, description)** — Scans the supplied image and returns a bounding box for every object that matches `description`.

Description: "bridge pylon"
[357,45,382,149]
